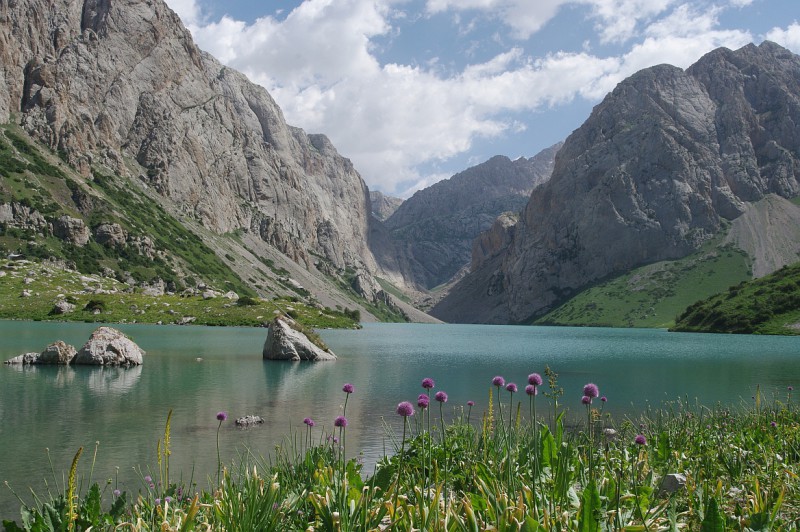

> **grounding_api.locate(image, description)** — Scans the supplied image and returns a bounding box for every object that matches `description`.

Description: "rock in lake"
[72,327,145,366]
[4,352,41,365]
[235,415,264,427]
[39,341,77,364]
[263,316,336,361]
[4,341,76,365]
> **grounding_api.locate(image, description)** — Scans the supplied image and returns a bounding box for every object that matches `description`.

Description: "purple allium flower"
[634,434,647,445]
[421,377,435,389]
[601,396,607,403]
[528,373,543,386]
[342,383,354,394]
[581,395,592,405]
[417,395,429,409]
[334,415,348,427]
[467,400,475,406]
[435,391,448,403]
[144,476,152,483]
[583,383,599,398]
[113,489,121,497]
[165,496,172,503]
[303,417,315,427]
[525,384,538,396]
[155,498,161,505]
[492,376,505,387]
[506,382,518,393]
[216,411,228,421]
[770,421,777,428]
[396,401,414,417]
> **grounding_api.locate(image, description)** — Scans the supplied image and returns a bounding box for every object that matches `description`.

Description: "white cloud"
[589,0,674,43]
[426,0,568,39]
[165,0,762,195]
[765,22,800,54]
[165,0,202,26]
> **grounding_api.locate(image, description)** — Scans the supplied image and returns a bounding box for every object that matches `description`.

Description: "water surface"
[1,321,798,519]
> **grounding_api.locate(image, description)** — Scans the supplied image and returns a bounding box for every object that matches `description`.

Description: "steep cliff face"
[433,42,800,324]
[0,0,377,277]
[382,144,561,289]
[370,191,403,221]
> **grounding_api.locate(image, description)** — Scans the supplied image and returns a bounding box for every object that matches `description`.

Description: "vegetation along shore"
[3,370,798,530]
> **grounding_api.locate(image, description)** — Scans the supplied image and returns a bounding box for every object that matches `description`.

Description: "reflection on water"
[87,366,143,395]
[1,321,799,520]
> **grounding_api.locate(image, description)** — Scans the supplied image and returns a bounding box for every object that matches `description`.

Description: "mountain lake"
[1,320,798,518]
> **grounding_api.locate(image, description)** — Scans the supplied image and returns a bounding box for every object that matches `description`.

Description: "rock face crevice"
[433,42,800,324]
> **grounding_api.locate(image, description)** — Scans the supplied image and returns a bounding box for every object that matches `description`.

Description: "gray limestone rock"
[94,223,128,247]
[659,473,687,495]
[51,300,76,314]
[4,353,41,365]
[382,146,561,290]
[38,341,77,364]
[235,415,265,427]
[434,42,800,324]
[72,327,145,366]
[0,0,382,286]
[263,316,336,361]
[53,216,90,246]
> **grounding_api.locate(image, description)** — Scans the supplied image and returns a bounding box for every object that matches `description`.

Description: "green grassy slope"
[672,261,800,335]
[0,260,358,329]
[536,244,752,328]
[0,127,363,328]
[0,126,252,295]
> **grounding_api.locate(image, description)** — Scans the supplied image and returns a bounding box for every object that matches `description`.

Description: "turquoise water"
[0,320,798,518]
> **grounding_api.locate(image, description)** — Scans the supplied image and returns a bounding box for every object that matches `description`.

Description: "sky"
[163,0,800,197]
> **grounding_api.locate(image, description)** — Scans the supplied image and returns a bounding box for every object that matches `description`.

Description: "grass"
[673,261,800,335]
[537,243,751,328]
[4,370,799,530]
[0,259,358,329]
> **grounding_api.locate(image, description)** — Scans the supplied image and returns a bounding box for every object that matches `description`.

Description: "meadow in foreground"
[4,368,799,531]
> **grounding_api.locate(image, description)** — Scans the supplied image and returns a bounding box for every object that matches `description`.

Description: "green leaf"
[540,427,556,468]
[78,483,102,525]
[578,480,601,532]
[2,520,27,532]
[372,463,395,492]
[522,516,542,531]
[657,432,670,464]
[109,493,127,520]
[700,497,725,532]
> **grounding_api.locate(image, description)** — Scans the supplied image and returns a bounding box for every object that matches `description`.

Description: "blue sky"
[164,0,799,197]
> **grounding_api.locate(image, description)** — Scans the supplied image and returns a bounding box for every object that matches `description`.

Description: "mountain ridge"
[0,0,425,321]
[381,143,561,290]
[432,41,800,324]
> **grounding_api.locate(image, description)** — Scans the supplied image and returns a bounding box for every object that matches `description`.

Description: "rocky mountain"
[369,191,403,221]
[382,145,561,290]
[433,42,800,324]
[0,0,417,321]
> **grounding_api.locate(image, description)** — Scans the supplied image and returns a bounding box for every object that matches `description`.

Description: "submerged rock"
[235,415,264,427]
[4,352,40,365]
[72,327,145,366]
[263,316,336,361]
[5,341,77,365]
